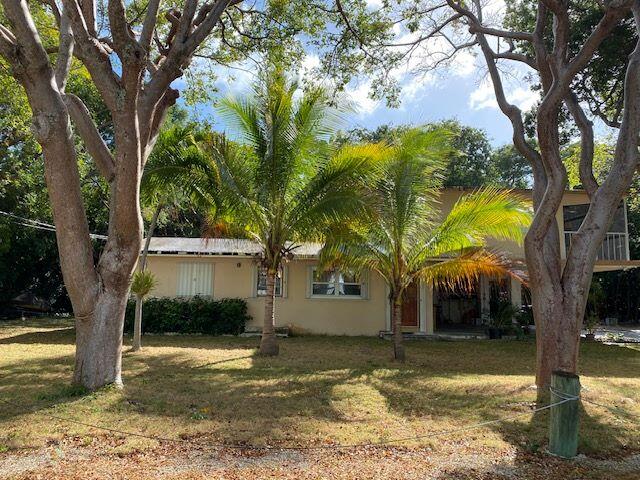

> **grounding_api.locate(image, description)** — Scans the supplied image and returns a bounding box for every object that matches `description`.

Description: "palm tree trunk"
[140,204,162,271]
[392,294,405,362]
[259,268,279,356]
[132,293,143,351]
[132,204,162,351]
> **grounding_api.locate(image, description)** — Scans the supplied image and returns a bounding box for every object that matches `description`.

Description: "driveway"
[590,325,640,343]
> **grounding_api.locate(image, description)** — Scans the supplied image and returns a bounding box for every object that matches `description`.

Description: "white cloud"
[366,0,384,9]
[345,81,379,116]
[469,80,539,112]
[301,54,321,79]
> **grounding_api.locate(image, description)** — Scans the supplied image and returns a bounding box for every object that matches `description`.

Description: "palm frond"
[416,249,522,292]
[424,187,532,256]
[131,270,158,297]
[287,143,389,239]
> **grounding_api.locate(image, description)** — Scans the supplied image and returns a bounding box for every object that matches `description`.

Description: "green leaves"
[142,124,218,218]
[130,270,158,298]
[210,71,379,268]
[322,128,532,297]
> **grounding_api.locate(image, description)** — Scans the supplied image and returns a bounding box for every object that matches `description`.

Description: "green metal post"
[548,370,581,458]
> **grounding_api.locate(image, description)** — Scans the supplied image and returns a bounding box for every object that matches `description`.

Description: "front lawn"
[0,318,639,479]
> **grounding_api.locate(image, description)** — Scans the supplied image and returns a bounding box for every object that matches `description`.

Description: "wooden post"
[548,371,581,458]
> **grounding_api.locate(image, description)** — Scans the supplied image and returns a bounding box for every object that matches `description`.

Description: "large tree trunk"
[392,294,405,362]
[73,288,129,388]
[0,0,233,390]
[259,268,279,356]
[531,293,582,392]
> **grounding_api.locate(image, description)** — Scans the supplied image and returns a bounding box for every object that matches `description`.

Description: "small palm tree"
[133,125,211,351]
[130,270,158,351]
[209,70,381,356]
[321,128,532,361]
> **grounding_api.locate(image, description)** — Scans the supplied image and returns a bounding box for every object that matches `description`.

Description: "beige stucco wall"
[144,255,388,336]
[143,189,596,336]
[437,188,591,261]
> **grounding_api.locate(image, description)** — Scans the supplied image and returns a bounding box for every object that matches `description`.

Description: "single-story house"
[142,188,639,336]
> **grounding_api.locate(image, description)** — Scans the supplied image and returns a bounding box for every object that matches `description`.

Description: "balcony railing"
[564,232,629,261]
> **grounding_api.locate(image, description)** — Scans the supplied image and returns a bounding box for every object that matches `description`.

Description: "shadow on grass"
[0,328,76,346]
[430,404,639,480]
[0,320,638,457]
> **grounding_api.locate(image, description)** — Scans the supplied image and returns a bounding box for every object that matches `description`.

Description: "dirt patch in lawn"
[1,440,639,480]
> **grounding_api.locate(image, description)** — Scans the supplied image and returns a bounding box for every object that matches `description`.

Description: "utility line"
[0,210,107,240]
[0,392,579,452]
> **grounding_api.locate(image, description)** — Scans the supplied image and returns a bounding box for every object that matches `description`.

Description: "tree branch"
[565,4,631,82]
[468,24,533,41]
[107,0,145,70]
[80,0,96,35]
[494,51,536,69]
[61,0,123,111]
[140,0,161,51]
[141,0,235,116]
[63,93,116,182]
[564,92,598,197]
[2,0,51,67]
[54,11,74,91]
[0,24,17,59]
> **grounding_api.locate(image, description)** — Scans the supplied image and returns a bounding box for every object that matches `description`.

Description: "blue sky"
[337,76,522,147]
[181,0,543,147]
[187,54,539,148]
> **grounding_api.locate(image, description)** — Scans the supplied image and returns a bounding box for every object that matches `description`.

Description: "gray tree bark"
[442,0,640,393]
[391,294,405,362]
[259,268,279,356]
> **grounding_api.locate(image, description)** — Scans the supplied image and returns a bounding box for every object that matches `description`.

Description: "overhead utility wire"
[0,210,107,240]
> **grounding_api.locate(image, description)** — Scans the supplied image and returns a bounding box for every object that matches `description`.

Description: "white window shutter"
[177,262,213,297]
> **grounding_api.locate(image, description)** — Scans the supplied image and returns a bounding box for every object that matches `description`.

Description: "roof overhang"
[593,260,640,272]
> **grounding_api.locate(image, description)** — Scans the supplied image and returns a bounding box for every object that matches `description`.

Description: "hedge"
[124,297,250,335]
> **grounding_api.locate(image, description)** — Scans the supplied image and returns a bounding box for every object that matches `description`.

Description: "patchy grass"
[0,318,639,479]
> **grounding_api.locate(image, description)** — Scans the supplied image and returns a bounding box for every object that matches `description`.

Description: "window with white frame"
[256,267,284,297]
[310,267,365,298]
[177,262,213,297]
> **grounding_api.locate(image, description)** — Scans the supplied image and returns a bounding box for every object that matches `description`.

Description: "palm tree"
[209,71,381,356]
[130,270,158,351]
[133,125,212,350]
[321,128,533,361]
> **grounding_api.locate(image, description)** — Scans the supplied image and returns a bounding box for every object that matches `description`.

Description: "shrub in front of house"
[124,297,250,335]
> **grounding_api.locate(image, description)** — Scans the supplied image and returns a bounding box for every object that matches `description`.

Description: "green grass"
[0,318,639,459]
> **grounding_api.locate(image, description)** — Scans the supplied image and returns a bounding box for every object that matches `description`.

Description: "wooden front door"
[401,281,419,327]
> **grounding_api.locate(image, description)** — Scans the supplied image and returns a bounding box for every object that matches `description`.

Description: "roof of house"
[144,237,323,258]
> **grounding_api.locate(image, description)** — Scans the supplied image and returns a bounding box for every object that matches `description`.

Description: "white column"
[425,281,434,334]
[419,281,434,334]
[510,277,522,309]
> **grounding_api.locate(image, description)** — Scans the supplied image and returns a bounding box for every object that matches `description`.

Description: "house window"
[310,267,365,298]
[256,267,283,297]
[563,203,626,233]
[177,262,213,297]
[563,202,629,261]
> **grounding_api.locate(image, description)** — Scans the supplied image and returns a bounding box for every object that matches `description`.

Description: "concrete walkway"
[589,325,640,343]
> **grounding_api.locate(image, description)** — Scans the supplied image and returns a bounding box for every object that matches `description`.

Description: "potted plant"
[515,307,534,336]
[584,313,599,341]
[487,301,519,339]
